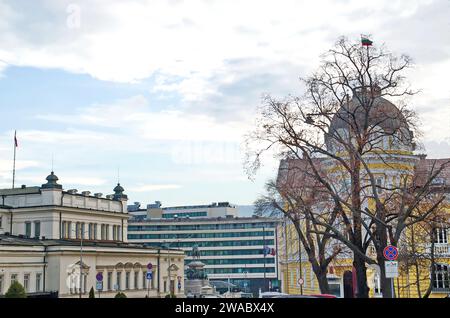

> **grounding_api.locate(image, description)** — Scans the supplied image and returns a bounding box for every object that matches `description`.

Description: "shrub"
[5,281,27,298]
[114,292,127,298]
[89,287,95,298]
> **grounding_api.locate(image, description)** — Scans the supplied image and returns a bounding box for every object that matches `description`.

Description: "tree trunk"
[314,269,330,294]
[354,255,369,298]
[377,256,394,298]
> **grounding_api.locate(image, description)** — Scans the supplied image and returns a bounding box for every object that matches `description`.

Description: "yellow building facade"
[276,94,449,298]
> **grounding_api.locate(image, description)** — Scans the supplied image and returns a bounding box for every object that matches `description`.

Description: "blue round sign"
[383,245,398,261]
[96,272,103,281]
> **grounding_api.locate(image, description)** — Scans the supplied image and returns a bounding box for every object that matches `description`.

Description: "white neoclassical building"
[0,172,184,298]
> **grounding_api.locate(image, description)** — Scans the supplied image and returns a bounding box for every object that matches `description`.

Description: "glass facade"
[128,231,274,240]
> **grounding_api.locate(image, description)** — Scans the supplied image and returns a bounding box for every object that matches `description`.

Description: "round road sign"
[383,245,398,261]
[96,273,103,281]
[147,262,153,270]
[297,278,304,286]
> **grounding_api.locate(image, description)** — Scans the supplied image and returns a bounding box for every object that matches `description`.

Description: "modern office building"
[127,202,280,296]
[0,173,184,298]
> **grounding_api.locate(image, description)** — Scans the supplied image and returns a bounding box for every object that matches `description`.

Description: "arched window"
[432,264,450,291]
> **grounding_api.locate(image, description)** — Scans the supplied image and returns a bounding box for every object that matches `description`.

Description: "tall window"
[23,274,30,292]
[75,222,80,239]
[25,222,31,237]
[0,274,4,294]
[125,272,130,290]
[433,264,450,291]
[67,221,72,238]
[433,227,448,244]
[101,224,105,240]
[116,272,121,290]
[93,224,98,240]
[61,221,66,238]
[36,273,42,292]
[107,272,112,291]
[34,221,41,238]
[0,216,3,229]
[81,223,86,239]
[134,271,139,290]
[10,274,18,284]
[88,223,93,240]
[142,272,147,289]
[376,177,383,194]
[106,225,110,240]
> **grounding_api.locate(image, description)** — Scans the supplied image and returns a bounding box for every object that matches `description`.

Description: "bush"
[114,292,127,298]
[165,293,177,298]
[5,281,27,298]
[89,287,95,298]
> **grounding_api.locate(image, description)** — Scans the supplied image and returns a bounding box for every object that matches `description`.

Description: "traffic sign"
[178,282,182,289]
[383,245,398,261]
[96,273,103,281]
[96,281,103,291]
[147,262,153,270]
[297,278,304,286]
[385,261,399,278]
[146,271,153,280]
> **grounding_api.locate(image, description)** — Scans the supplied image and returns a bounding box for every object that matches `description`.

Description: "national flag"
[263,245,270,256]
[361,36,373,46]
[14,130,18,147]
[270,248,276,256]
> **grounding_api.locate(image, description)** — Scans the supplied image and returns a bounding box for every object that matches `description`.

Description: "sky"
[0,0,449,207]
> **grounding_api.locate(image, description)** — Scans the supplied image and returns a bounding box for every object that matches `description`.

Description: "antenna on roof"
[51,153,54,172]
[117,166,120,184]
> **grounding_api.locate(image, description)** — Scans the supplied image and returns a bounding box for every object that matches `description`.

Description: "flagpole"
[12,130,17,189]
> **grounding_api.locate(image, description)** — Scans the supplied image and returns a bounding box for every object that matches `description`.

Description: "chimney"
[67,189,78,194]
[81,191,91,196]
[21,184,26,189]
[94,193,103,198]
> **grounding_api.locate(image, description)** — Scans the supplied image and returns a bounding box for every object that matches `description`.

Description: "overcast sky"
[0,0,449,206]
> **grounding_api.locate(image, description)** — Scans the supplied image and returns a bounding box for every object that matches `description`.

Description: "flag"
[270,248,276,256]
[14,130,18,147]
[263,246,270,256]
[361,36,373,46]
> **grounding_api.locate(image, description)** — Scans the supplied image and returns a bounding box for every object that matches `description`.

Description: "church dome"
[326,90,414,152]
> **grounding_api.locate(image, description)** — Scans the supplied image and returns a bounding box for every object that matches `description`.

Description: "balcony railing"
[426,244,450,257]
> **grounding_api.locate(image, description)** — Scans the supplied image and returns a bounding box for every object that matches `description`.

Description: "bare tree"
[255,158,345,294]
[245,36,449,298]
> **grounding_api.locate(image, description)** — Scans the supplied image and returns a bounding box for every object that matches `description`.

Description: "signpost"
[146,262,153,297]
[96,272,103,298]
[383,245,399,298]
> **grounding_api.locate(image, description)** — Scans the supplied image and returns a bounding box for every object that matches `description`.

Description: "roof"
[129,215,280,224]
[0,234,183,252]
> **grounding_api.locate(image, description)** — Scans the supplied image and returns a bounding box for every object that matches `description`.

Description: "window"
[36,273,42,292]
[0,274,4,294]
[61,221,66,238]
[106,225,110,240]
[107,272,112,291]
[433,227,448,244]
[67,221,72,238]
[163,281,167,293]
[134,271,139,289]
[11,274,18,284]
[0,216,3,229]
[75,222,80,239]
[93,224,98,240]
[34,221,41,238]
[376,177,383,194]
[432,264,450,291]
[25,222,31,237]
[116,272,121,290]
[88,223,93,240]
[142,272,147,289]
[81,223,86,239]
[125,272,130,290]
[83,274,87,293]
[23,273,30,292]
